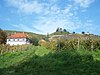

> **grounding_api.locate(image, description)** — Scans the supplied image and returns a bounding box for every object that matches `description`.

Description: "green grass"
[0,46,100,75]
[0,46,49,68]
[51,31,70,35]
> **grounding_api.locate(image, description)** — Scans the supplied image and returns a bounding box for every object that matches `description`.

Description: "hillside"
[49,27,100,40]
[50,33,100,41]
[51,31,70,35]
[4,30,45,39]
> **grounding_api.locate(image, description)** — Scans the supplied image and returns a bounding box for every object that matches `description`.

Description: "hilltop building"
[6,32,30,46]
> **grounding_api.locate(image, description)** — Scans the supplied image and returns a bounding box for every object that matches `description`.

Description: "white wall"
[6,38,30,46]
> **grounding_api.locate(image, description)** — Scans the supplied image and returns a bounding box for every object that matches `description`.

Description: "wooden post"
[1,50,3,55]
[77,38,80,50]
[91,42,93,52]
[58,36,60,51]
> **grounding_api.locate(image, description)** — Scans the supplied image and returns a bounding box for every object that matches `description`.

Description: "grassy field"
[0,46,100,75]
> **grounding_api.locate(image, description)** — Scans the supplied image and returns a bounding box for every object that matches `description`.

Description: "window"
[10,39,13,41]
[23,38,26,41]
[8,39,10,41]
[13,39,15,41]
[15,39,19,41]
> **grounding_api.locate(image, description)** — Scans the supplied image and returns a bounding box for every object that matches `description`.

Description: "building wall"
[6,38,30,46]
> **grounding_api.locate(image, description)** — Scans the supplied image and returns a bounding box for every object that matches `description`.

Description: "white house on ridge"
[6,32,30,46]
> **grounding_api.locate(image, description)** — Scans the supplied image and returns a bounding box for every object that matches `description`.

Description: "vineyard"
[39,38,100,51]
[0,38,100,55]
[0,44,33,55]
[0,36,100,75]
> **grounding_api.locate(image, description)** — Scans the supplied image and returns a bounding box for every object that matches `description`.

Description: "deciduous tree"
[0,28,7,44]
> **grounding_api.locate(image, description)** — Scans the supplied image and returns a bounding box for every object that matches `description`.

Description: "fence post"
[91,42,94,52]
[1,50,3,55]
[77,38,80,50]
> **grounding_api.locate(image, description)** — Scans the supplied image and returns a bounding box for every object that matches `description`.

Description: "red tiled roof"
[7,33,28,38]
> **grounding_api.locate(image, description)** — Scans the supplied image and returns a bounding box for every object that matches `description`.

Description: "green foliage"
[59,39,78,51]
[39,39,58,51]
[38,39,48,48]
[0,44,33,55]
[52,31,69,35]
[44,38,100,51]
[35,46,51,56]
[29,37,39,46]
[52,27,70,35]
[0,29,7,44]
[0,29,100,75]
[47,41,57,51]
[63,29,67,32]
[0,48,100,75]
[0,46,51,69]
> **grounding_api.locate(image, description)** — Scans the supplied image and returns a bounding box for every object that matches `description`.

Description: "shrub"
[29,37,39,46]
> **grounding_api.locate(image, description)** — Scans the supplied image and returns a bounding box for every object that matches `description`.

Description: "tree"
[63,29,67,32]
[29,37,39,46]
[0,28,7,44]
[45,33,49,41]
[59,28,62,31]
[73,32,75,34]
[82,32,85,34]
[56,27,60,32]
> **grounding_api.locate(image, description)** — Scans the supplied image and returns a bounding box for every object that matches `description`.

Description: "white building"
[6,32,30,46]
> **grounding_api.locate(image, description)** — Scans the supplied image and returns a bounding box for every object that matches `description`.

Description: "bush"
[29,37,39,46]
[0,29,7,44]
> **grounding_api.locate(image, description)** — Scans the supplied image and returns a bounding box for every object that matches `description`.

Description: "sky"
[0,0,100,35]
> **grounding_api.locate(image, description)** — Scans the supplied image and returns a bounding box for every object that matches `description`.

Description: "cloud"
[6,0,44,14]
[76,19,98,34]
[32,16,81,34]
[12,24,43,33]
[5,0,73,15]
[5,0,96,34]
[74,0,95,8]
[20,1,43,14]
[6,0,95,15]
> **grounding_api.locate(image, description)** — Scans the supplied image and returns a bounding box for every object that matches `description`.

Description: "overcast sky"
[0,0,100,35]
